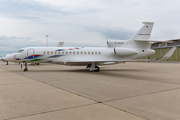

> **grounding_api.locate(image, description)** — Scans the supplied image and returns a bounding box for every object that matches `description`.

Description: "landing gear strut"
[24,63,28,71]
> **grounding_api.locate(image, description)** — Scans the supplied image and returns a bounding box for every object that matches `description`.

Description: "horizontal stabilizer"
[156,47,176,61]
[135,38,180,43]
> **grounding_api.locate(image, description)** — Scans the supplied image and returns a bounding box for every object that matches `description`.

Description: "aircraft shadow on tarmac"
[13,68,154,82]
[14,68,136,72]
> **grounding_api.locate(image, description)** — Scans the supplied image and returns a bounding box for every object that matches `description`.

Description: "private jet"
[1,22,178,72]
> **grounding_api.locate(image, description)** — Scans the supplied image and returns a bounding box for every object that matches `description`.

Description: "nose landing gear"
[23,63,28,71]
[24,68,28,71]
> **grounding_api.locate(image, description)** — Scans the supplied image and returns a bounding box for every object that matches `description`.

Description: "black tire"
[94,66,100,72]
[24,68,28,71]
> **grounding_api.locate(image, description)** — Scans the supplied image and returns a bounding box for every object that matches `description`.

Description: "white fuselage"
[3,42,155,66]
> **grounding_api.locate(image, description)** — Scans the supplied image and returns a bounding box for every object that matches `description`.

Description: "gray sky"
[1,0,180,55]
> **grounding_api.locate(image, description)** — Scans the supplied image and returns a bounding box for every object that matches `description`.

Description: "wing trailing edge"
[134,38,180,43]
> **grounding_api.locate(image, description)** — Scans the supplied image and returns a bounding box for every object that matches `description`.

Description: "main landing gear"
[87,63,100,72]
[23,63,28,71]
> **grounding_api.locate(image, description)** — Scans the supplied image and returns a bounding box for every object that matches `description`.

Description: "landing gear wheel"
[94,66,100,72]
[24,68,28,71]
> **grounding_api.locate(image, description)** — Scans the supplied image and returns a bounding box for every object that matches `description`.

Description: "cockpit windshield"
[16,49,24,53]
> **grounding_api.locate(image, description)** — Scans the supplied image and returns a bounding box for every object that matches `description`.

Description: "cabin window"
[66,51,68,54]
[55,51,57,54]
[62,51,64,54]
[88,52,90,55]
[73,51,75,55]
[47,51,49,54]
[51,51,53,54]
[58,51,60,54]
[95,52,97,55]
[69,51,72,55]
[142,50,144,52]
[43,51,46,54]
[84,52,86,55]
[77,51,79,55]
[99,52,101,55]
[81,51,83,55]
[91,52,94,55]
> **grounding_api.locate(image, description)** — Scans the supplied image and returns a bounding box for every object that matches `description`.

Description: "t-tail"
[131,22,154,40]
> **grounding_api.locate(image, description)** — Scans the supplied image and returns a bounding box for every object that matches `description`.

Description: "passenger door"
[27,49,34,62]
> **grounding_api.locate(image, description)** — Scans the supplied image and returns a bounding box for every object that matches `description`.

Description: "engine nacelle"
[114,47,137,56]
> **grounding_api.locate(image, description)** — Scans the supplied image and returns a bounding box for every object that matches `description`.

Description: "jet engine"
[114,47,137,56]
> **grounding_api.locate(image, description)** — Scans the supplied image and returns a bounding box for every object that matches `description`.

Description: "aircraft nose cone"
[3,54,15,61]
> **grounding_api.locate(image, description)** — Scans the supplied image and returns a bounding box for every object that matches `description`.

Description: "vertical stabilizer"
[57,42,64,47]
[131,22,154,40]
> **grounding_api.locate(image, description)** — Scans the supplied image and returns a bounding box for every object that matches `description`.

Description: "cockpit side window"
[17,49,24,53]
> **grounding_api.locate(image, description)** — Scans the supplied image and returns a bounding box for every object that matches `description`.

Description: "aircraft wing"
[134,38,180,43]
[66,47,176,65]
[66,61,123,66]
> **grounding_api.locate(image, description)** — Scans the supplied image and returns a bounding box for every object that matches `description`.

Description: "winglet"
[156,47,176,61]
